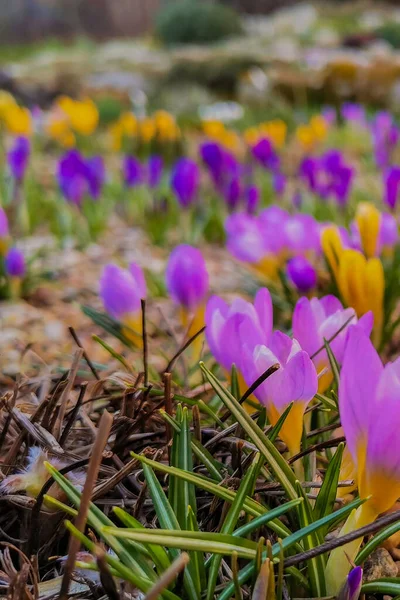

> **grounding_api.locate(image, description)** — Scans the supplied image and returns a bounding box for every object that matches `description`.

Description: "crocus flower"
[206,288,273,374]
[7,136,30,181]
[147,155,163,189]
[337,566,363,600]
[251,138,280,170]
[166,245,208,312]
[322,226,384,346]
[272,171,286,196]
[0,207,9,254]
[123,156,144,188]
[242,331,318,456]
[86,156,105,200]
[166,245,209,351]
[293,295,373,392]
[284,214,321,255]
[326,327,400,592]
[223,177,242,210]
[245,185,260,214]
[171,157,200,208]
[371,111,399,169]
[354,202,381,258]
[287,256,317,293]
[5,247,25,278]
[57,149,88,205]
[384,165,400,210]
[99,263,146,346]
[341,103,366,126]
[378,212,398,255]
[199,141,224,184]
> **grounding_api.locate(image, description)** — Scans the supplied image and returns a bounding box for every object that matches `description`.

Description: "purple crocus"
[165,245,209,311]
[242,331,318,455]
[5,247,26,278]
[99,263,146,321]
[341,103,366,126]
[7,137,30,182]
[225,213,267,263]
[251,138,279,170]
[293,295,373,392]
[384,166,400,210]
[245,185,260,214]
[171,157,200,208]
[223,177,242,210]
[371,112,399,170]
[337,566,363,600]
[86,156,105,200]
[57,150,88,205]
[123,156,144,188]
[0,207,9,239]
[147,155,163,189]
[287,256,317,292]
[378,212,398,252]
[272,171,286,196]
[206,288,273,373]
[284,214,321,255]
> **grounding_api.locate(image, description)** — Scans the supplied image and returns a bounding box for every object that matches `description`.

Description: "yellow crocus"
[244,126,260,146]
[139,117,156,143]
[355,202,381,258]
[58,96,99,136]
[260,119,287,148]
[4,105,32,136]
[321,226,384,347]
[310,115,328,142]
[0,91,17,118]
[295,124,314,150]
[202,120,226,138]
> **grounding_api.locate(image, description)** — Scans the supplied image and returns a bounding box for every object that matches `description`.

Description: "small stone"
[363,548,398,582]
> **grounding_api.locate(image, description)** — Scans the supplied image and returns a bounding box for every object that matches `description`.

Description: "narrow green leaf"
[207,454,261,600]
[313,443,344,525]
[314,392,337,411]
[356,520,400,565]
[143,463,199,600]
[63,521,181,600]
[230,364,240,401]
[169,404,183,516]
[131,452,292,540]
[45,463,155,581]
[102,527,258,559]
[233,498,303,538]
[113,507,171,574]
[323,338,340,389]
[362,579,400,595]
[199,362,298,500]
[295,481,326,597]
[268,403,293,442]
[187,506,206,594]
[217,496,366,600]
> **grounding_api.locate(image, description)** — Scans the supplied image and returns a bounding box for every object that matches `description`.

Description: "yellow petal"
[356,202,381,258]
[337,249,368,316]
[365,257,384,347]
[321,226,343,280]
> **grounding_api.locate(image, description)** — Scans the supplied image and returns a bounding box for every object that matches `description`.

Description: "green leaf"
[323,338,340,389]
[142,463,199,600]
[169,404,183,516]
[314,392,337,411]
[82,305,138,348]
[295,482,326,597]
[233,498,303,538]
[217,496,366,600]
[64,521,180,600]
[45,462,155,581]
[113,507,171,574]
[268,402,293,442]
[356,520,400,565]
[161,409,224,481]
[102,527,258,559]
[207,453,261,600]
[130,452,292,540]
[230,364,240,401]
[187,506,206,594]
[362,579,400,595]
[313,443,344,525]
[199,362,298,501]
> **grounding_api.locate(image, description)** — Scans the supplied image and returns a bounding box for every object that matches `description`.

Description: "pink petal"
[254,288,273,343]
[339,326,383,464]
